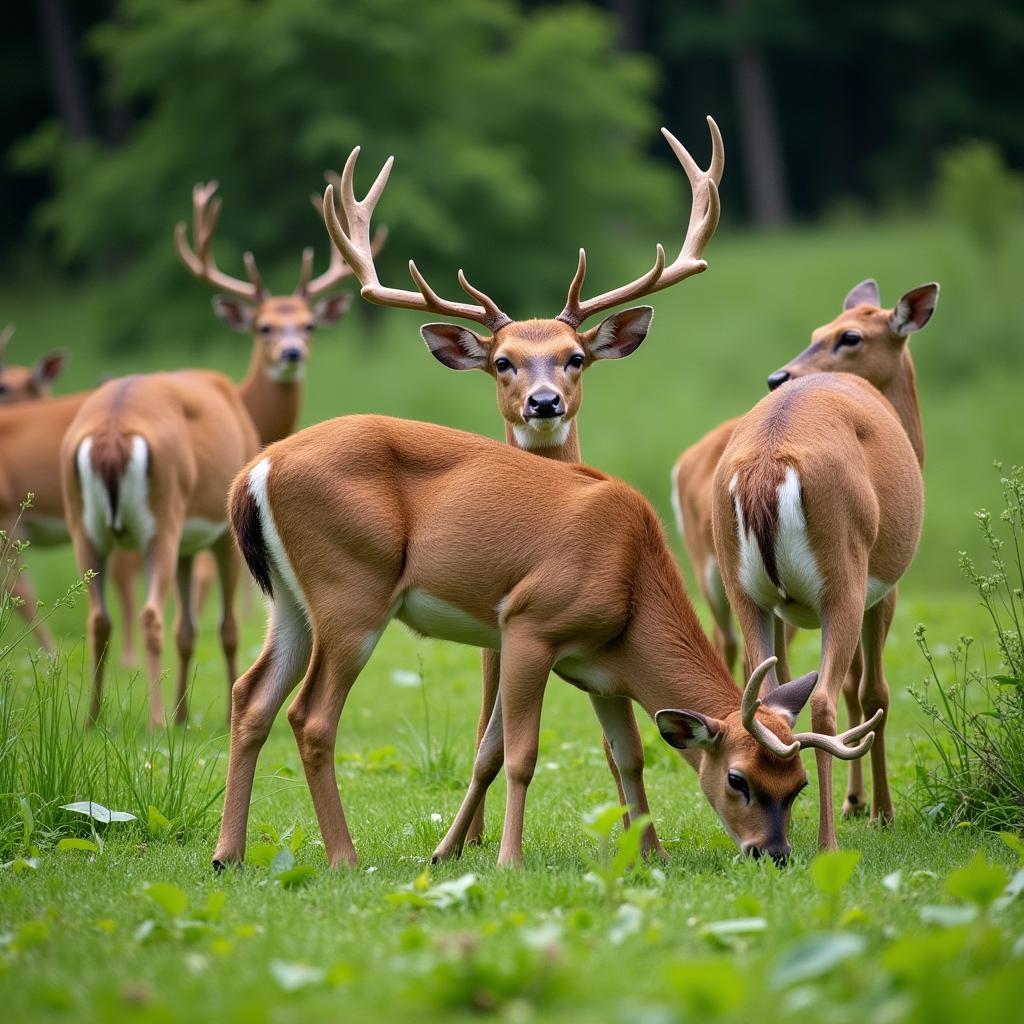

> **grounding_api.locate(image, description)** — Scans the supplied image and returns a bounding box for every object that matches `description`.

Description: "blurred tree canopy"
[11,0,677,346]
[3,0,1022,347]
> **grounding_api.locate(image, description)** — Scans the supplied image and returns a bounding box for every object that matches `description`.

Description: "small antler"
[175,181,266,301]
[297,170,387,300]
[0,324,14,364]
[322,147,512,333]
[741,657,881,761]
[556,116,724,328]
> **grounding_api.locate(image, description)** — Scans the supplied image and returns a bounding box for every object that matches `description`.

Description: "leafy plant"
[581,803,652,914]
[912,463,1024,831]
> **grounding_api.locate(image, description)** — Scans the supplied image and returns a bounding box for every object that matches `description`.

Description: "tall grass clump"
[912,462,1024,832]
[0,515,225,857]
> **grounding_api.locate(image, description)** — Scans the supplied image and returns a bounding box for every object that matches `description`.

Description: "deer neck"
[504,418,581,463]
[879,352,925,467]
[237,341,303,446]
[616,521,740,722]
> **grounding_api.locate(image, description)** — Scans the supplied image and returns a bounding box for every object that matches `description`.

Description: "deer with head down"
[214,414,877,869]
[321,121,723,857]
[712,278,938,849]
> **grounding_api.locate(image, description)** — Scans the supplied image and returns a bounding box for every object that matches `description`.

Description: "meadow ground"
[1,214,1023,1021]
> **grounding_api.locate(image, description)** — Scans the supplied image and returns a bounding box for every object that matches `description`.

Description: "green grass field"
[1,213,1023,1021]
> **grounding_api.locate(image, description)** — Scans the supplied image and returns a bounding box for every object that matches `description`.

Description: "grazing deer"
[61,373,261,728]
[109,178,379,670]
[321,121,723,855]
[214,415,876,869]
[0,325,68,404]
[711,279,938,850]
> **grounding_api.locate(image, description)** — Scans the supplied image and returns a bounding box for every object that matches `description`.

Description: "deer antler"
[296,173,388,300]
[556,117,724,328]
[0,324,14,364]
[741,657,881,760]
[322,148,512,333]
[175,181,266,302]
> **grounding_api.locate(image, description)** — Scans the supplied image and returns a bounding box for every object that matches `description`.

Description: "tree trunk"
[36,0,93,140]
[723,0,790,226]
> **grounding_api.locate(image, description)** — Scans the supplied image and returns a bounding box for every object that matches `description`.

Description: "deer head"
[657,658,879,862]
[176,178,382,381]
[322,121,723,450]
[0,325,67,404]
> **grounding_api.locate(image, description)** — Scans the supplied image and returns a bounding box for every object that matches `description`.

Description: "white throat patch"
[512,418,571,450]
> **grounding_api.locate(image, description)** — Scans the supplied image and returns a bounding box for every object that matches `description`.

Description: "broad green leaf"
[246,843,279,868]
[885,927,970,978]
[700,917,767,937]
[275,865,316,890]
[287,825,305,854]
[60,801,136,824]
[999,833,1024,864]
[583,803,629,839]
[772,933,866,987]
[147,805,172,837]
[57,838,99,853]
[143,881,188,917]
[197,891,226,923]
[920,904,979,926]
[810,850,862,896]
[254,822,280,844]
[271,846,296,875]
[664,958,745,1014]
[269,960,325,992]
[945,851,1008,908]
[17,796,34,850]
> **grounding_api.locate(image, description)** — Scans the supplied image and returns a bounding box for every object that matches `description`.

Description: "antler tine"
[294,247,314,295]
[740,658,801,759]
[174,180,260,301]
[322,149,510,332]
[794,709,882,760]
[242,252,267,298]
[556,118,724,328]
[0,324,14,359]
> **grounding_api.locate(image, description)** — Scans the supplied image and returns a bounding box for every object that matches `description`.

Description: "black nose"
[526,391,563,418]
[282,348,303,363]
[767,369,790,391]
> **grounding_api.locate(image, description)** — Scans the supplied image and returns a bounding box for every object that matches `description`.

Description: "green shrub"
[911,463,1024,832]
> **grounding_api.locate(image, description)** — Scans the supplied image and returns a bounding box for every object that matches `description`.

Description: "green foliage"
[935,139,1024,252]
[911,464,1024,832]
[582,802,652,912]
[18,0,670,348]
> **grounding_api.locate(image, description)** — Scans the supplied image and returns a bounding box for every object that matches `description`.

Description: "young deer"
[321,121,723,855]
[215,415,876,869]
[61,373,261,728]
[0,325,68,404]
[711,279,938,850]
[110,178,379,669]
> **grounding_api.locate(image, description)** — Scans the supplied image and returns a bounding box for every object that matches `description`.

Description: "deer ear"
[582,306,654,361]
[763,671,818,725]
[420,323,491,371]
[32,349,68,386]
[843,279,880,310]
[890,283,939,338]
[656,709,722,751]
[312,292,352,326]
[212,296,256,333]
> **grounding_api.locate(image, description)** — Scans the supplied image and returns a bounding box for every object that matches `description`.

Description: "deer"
[711,278,938,850]
[108,178,381,671]
[320,120,723,858]
[213,414,877,869]
[0,324,68,404]
[61,372,261,729]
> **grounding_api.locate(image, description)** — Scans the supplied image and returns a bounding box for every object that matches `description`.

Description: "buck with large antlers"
[214,415,876,869]
[321,121,722,855]
[711,279,938,850]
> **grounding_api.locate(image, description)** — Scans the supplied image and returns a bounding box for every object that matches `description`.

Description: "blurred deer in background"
[322,120,723,858]
[712,279,938,849]
[0,324,68,404]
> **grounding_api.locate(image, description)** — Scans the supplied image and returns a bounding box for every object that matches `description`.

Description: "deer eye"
[835,331,862,350]
[727,770,749,799]
[567,353,585,369]
[494,357,513,373]
[258,324,273,335]
[0,383,7,396]
[305,322,316,333]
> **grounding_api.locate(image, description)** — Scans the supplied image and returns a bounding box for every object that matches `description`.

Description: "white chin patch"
[512,418,571,450]
[268,362,305,383]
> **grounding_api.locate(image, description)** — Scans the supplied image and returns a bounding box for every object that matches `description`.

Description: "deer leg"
[860,590,897,824]
[811,595,865,851]
[433,690,505,863]
[589,694,667,862]
[172,553,196,726]
[213,594,311,869]
[496,628,553,868]
[211,533,241,721]
[70,531,110,725]
[191,550,217,624]
[773,615,793,683]
[9,570,55,653]
[140,534,181,730]
[704,557,739,674]
[109,550,139,668]
[841,643,867,817]
[731,593,779,694]
[465,648,501,846]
